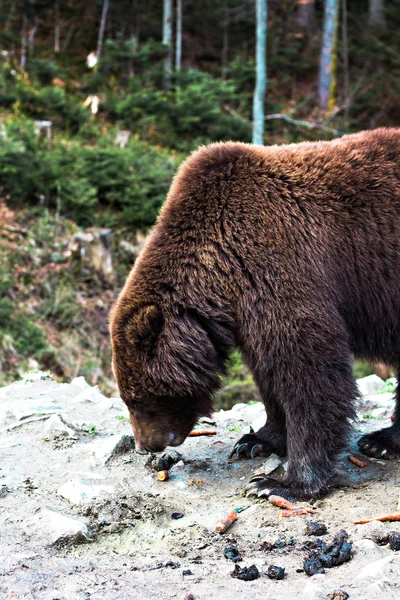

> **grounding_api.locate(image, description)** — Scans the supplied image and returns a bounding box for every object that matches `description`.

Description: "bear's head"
[110,301,231,453]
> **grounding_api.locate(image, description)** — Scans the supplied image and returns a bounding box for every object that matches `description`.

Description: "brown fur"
[110,128,400,498]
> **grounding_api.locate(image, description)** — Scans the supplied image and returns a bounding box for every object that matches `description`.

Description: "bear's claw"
[358,427,400,460]
[244,476,296,503]
[229,430,275,460]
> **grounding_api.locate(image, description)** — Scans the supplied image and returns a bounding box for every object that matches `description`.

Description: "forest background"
[0,0,399,406]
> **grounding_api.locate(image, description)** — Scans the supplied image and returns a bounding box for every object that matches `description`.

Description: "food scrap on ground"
[268,494,317,518]
[348,455,368,468]
[215,509,238,533]
[188,430,217,437]
[157,470,169,481]
[354,511,400,524]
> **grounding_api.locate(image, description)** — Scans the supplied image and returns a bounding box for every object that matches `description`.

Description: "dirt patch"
[0,377,399,599]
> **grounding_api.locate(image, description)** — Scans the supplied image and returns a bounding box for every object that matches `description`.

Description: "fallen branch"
[264,113,345,136]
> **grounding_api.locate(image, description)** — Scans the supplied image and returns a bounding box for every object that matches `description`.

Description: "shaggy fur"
[110,128,400,499]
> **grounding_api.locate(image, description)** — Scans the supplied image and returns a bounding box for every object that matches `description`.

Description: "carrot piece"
[215,510,238,533]
[280,507,317,518]
[157,470,169,481]
[354,512,400,524]
[188,430,217,436]
[268,495,296,510]
[349,455,368,468]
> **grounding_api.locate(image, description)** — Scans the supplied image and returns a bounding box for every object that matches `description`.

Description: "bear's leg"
[245,327,357,500]
[358,375,400,459]
[229,396,287,459]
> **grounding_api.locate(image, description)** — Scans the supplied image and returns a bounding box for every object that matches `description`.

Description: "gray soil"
[0,376,399,600]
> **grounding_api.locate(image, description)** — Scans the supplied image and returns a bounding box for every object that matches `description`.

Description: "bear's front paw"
[244,475,296,502]
[229,429,276,460]
[358,426,400,459]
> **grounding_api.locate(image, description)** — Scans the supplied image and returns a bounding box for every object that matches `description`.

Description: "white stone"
[43,415,78,439]
[70,376,91,390]
[356,520,390,544]
[93,433,135,465]
[58,477,114,505]
[71,385,107,404]
[0,396,65,425]
[356,374,385,396]
[353,538,384,558]
[252,453,282,477]
[24,509,93,547]
[355,555,395,581]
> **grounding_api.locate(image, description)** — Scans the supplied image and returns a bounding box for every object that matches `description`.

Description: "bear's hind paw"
[358,427,400,459]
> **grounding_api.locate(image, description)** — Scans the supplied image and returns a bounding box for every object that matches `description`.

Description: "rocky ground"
[0,373,399,600]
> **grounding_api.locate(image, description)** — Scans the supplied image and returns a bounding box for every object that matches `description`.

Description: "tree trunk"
[221,0,229,79]
[175,0,182,71]
[163,0,173,89]
[368,0,385,28]
[296,0,316,30]
[96,0,110,60]
[55,1,60,52]
[20,14,27,69]
[252,0,267,145]
[318,0,339,111]
[28,20,37,58]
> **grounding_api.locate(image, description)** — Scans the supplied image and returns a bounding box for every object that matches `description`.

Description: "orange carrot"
[215,510,238,533]
[268,495,296,510]
[349,455,368,468]
[157,470,169,481]
[354,512,400,524]
[188,430,217,436]
[280,507,317,518]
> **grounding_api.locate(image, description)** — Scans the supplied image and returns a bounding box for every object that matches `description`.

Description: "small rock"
[304,522,327,537]
[357,520,390,545]
[356,555,394,581]
[43,415,78,440]
[224,543,240,562]
[58,477,114,506]
[231,564,260,581]
[353,538,383,557]
[388,531,400,551]
[267,565,285,580]
[71,386,107,404]
[70,376,91,389]
[182,569,192,576]
[252,453,282,477]
[94,434,135,465]
[327,591,349,600]
[357,374,385,396]
[150,451,182,472]
[171,512,184,520]
[23,509,93,547]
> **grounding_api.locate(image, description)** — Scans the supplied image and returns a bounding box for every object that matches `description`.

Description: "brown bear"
[110,128,400,500]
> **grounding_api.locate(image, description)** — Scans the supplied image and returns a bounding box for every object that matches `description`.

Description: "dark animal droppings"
[165,561,180,569]
[388,531,400,551]
[267,565,285,580]
[304,522,327,536]
[303,529,352,576]
[224,544,240,562]
[182,569,193,576]
[171,512,184,520]
[231,564,260,581]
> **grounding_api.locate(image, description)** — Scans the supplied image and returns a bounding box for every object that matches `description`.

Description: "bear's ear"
[125,304,164,351]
